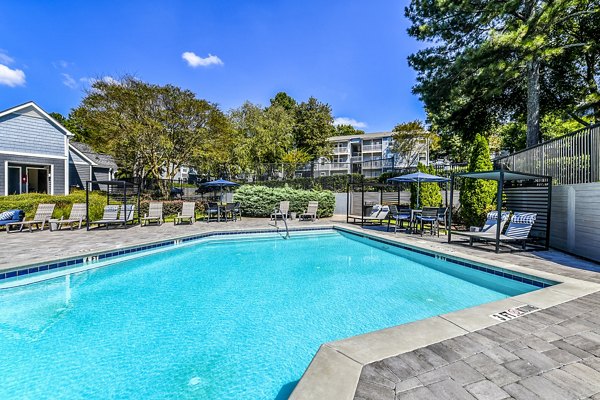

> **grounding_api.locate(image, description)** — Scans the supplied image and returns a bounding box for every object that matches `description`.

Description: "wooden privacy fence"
[495,124,600,185]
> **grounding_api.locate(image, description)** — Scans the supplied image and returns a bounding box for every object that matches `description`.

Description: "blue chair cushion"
[0,209,23,226]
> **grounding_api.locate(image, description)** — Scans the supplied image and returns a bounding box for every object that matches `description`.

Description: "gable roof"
[70,142,118,170]
[328,131,393,141]
[0,101,74,137]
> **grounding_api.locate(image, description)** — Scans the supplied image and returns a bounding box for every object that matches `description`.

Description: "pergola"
[85,180,141,229]
[448,170,552,253]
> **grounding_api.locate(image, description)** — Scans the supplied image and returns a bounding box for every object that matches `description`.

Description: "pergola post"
[448,175,454,243]
[495,171,504,253]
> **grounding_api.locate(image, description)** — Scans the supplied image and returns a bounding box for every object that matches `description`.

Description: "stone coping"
[289,225,600,400]
[2,222,598,399]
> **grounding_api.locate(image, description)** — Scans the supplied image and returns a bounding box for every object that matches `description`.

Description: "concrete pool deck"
[2,217,600,400]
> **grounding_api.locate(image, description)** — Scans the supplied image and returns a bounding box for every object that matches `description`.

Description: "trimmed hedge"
[233,185,335,218]
[0,190,106,220]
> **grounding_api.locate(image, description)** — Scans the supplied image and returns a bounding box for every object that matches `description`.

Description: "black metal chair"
[416,207,440,236]
[233,202,242,220]
[387,205,411,232]
[205,202,221,222]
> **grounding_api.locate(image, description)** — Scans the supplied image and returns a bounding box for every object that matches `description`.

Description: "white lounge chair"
[271,201,290,220]
[299,201,318,221]
[460,212,537,249]
[55,203,87,230]
[347,205,389,225]
[141,202,163,226]
[6,203,55,233]
[89,205,120,229]
[174,202,196,225]
[452,211,511,240]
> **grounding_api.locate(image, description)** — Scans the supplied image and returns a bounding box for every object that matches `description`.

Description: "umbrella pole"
[417,181,420,209]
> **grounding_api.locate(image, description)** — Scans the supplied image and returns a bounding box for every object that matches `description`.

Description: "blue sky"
[0,1,425,132]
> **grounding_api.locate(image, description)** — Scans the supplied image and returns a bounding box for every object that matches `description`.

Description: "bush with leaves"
[459,134,497,227]
[233,185,335,217]
[0,190,107,220]
[409,163,443,208]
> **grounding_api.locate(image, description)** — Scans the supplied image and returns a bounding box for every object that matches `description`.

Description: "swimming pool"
[0,229,550,399]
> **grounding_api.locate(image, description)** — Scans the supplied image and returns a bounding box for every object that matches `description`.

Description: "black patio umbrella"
[200,179,239,203]
[387,171,449,209]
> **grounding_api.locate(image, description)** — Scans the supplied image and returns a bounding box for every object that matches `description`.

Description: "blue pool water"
[0,230,542,399]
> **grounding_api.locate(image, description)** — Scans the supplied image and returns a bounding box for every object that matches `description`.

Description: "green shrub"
[459,134,497,227]
[410,163,443,208]
[233,185,335,217]
[0,190,106,220]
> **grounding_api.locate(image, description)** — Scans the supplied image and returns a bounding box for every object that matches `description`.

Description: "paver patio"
[2,216,600,400]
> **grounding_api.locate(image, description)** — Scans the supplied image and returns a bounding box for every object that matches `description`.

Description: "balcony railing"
[363,161,383,169]
[333,147,348,154]
[350,156,362,163]
[362,145,383,152]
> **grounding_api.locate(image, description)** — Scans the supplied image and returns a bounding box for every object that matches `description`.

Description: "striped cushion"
[511,212,537,225]
[0,211,14,221]
[486,211,510,221]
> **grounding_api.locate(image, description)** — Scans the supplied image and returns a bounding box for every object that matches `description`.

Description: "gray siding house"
[0,101,116,196]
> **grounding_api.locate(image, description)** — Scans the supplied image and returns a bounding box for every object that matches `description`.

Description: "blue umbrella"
[387,171,449,208]
[200,179,239,202]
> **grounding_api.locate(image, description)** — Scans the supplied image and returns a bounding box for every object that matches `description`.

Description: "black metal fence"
[494,124,600,185]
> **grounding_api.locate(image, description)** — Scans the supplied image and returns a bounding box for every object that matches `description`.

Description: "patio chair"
[416,207,441,236]
[452,211,511,241]
[387,205,411,232]
[222,203,237,222]
[141,202,163,226]
[233,202,242,221]
[119,204,136,225]
[299,201,318,221]
[347,205,389,225]
[205,202,221,222]
[6,203,55,233]
[0,209,24,232]
[437,207,448,232]
[89,205,120,229]
[271,201,290,220]
[55,203,87,230]
[468,212,538,249]
[174,202,196,225]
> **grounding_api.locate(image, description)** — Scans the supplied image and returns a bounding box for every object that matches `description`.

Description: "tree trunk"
[526,57,541,148]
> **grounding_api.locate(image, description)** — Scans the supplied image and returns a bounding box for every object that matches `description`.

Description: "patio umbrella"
[387,171,449,209]
[200,178,239,203]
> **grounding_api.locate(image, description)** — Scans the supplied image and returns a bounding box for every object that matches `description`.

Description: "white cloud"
[0,50,14,65]
[182,52,224,68]
[333,117,367,129]
[61,73,77,89]
[52,60,71,69]
[0,64,26,87]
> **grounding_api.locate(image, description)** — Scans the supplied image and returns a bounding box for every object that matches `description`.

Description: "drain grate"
[490,304,540,322]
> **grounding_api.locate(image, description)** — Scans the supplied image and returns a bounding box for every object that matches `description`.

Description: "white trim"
[0,101,74,137]
[71,161,91,166]
[64,157,69,195]
[0,150,67,160]
[68,143,97,166]
[50,164,54,195]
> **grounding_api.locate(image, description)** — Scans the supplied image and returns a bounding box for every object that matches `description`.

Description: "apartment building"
[326,131,429,178]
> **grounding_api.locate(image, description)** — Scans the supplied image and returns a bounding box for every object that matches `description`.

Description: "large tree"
[293,97,335,158]
[406,0,600,148]
[391,120,439,166]
[73,76,227,195]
